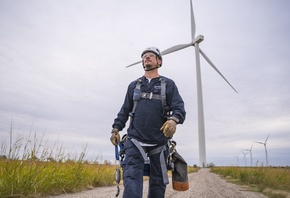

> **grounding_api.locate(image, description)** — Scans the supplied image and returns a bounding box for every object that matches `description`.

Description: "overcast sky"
[1,0,289,166]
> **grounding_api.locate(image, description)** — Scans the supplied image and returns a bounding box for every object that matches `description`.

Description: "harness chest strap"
[140,92,162,100]
[140,78,165,100]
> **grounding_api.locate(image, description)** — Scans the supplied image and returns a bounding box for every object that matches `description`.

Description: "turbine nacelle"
[161,35,204,56]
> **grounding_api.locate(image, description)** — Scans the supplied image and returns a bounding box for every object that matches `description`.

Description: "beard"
[143,59,159,71]
[144,63,153,71]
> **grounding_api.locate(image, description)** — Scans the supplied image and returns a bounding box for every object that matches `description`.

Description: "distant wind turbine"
[244,143,254,166]
[255,133,270,166]
[234,153,240,166]
[125,0,238,167]
[241,150,248,167]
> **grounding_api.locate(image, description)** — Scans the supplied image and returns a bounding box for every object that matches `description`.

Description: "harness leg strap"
[148,145,169,185]
[130,138,169,185]
[130,138,148,161]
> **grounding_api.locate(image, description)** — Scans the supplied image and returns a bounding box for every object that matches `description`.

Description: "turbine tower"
[126,0,237,167]
[255,133,270,166]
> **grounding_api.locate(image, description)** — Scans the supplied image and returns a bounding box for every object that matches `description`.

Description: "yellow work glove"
[160,119,177,137]
[110,128,120,146]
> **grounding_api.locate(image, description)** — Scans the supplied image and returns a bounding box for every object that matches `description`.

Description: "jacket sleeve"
[112,82,134,131]
[166,79,186,124]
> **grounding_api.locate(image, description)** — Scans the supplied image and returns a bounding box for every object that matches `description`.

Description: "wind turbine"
[244,143,254,166]
[125,0,237,167]
[241,150,248,167]
[255,133,270,166]
[234,153,240,166]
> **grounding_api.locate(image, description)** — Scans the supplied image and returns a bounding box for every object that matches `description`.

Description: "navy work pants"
[121,138,168,198]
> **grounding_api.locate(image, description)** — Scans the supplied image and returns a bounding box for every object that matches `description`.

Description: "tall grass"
[211,166,290,198]
[0,159,116,197]
[0,126,115,197]
[0,125,205,197]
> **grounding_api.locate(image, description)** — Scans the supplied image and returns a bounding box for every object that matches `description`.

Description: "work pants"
[121,138,168,198]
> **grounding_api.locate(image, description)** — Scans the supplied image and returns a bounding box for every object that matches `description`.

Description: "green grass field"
[0,159,115,197]
[0,128,200,197]
[1,129,288,197]
[211,166,290,198]
[0,128,116,197]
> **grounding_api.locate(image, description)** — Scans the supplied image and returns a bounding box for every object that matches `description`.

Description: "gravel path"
[48,168,267,198]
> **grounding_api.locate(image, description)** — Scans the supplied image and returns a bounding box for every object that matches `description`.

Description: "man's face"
[142,52,161,70]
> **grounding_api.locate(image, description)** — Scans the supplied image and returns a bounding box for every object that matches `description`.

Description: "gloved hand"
[110,128,120,146]
[160,119,177,137]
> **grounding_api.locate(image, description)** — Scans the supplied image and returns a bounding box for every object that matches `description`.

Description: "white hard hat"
[141,47,162,66]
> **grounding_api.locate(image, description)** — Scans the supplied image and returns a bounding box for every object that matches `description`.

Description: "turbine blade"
[250,143,254,150]
[199,48,238,93]
[161,43,192,56]
[255,141,264,144]
[190,0,196,40]
[126,42,192,68]
[125,60,142,68]
[126,43,192,68]
[265,133,270,143]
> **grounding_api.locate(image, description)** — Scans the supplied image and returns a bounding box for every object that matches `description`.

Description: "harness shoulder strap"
[129,78,142,124]
[132,78,142,112]
[160,78,167,116]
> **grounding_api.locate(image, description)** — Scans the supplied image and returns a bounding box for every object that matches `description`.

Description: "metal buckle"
[141,92,153,99]
[149,92,153,99]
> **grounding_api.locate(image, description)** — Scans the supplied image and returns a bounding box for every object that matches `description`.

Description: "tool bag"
[171,150,189,191]
[167,140,189,191]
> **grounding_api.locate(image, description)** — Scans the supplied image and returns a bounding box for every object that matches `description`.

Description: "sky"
[0,0,290,167]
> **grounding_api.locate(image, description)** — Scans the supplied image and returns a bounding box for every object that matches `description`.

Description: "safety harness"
[128,77,170,184]
[114,77,187,197]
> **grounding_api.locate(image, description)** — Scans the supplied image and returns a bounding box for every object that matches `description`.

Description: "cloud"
[1,0,290,166]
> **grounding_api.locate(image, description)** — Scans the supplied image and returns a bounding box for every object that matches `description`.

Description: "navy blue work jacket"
[113,75,186,146]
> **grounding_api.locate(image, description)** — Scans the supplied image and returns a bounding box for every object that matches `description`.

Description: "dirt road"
[48,168,267,198]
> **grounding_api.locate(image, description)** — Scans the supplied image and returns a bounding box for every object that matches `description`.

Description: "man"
[110,47,186,198]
